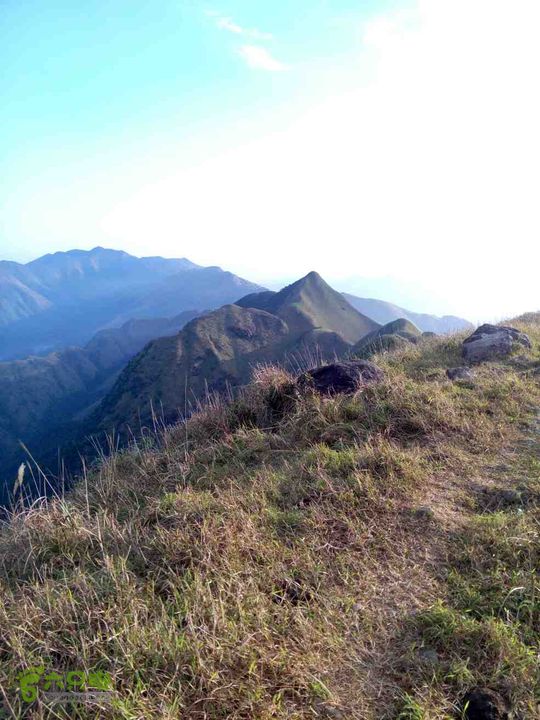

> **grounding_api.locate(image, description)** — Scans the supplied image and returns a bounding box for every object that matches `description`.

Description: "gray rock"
[319,705,346,719]
[297,360,384,396]
[418,647,439,665]
[447,366,474,381]
[462,324,531,363]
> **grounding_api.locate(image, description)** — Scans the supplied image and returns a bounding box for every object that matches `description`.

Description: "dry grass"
[1,321,539,718]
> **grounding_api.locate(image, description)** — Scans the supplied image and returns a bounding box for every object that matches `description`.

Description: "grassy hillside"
[353,319,422,359]
[0,317,539,718]
[90,304,290,434]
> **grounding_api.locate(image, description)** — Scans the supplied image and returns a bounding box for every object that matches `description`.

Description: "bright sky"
[1,0,539,320]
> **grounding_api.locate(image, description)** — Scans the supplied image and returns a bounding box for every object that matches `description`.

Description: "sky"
[1,0,539,321]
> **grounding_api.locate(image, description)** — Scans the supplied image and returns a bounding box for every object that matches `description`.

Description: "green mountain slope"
[0,310,199,503]
[237,271,379,342]
[92,304,290,433]
[353,318,422,358]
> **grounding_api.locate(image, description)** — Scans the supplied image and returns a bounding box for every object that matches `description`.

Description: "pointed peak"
[295,270,325,284]
[279,271,331,295]
[303,270,324,281]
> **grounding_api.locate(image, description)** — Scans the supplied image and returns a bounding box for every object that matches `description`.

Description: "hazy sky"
[1,0,539,319]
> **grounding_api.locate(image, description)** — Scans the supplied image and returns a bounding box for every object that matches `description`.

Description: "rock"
[422,331,437,338]
[447,366,474,381]
[297,360,384,396]
[418,647,439,665]
[461,687,511,719]
[462,324,531,364]
[413,505,436,521]
[319,705,346,719]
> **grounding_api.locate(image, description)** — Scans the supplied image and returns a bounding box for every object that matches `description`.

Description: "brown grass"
[0,320,539,718]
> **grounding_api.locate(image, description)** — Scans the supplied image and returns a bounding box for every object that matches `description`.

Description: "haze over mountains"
[343,294,473,334]
[0,248,474,506]
[0,247,263,360]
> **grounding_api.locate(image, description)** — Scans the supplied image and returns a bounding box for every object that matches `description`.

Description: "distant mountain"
[0,310,199,505]
[0,263,52,324]
[353,318,422,359]
[0,247,263,360]
[88,273,379,438]
[342,293,473,334]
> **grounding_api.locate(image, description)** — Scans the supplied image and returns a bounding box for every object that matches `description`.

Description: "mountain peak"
[237,272,379,344]
[302,270,324,282]
[283,270,326,291]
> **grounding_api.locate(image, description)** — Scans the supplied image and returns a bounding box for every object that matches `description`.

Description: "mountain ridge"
[0,309,201,504]
[0,248,263,359]
[236,271,379,342]
[86,273,378,442]
[342,292,472,334]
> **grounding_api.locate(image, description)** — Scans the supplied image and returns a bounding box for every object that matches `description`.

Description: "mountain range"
[90,272,378,436]
[0,271,378,500]
[0,249,474,506]
[0,248,472,362]
[0,247,263,360]
[342,293,473,334]
[0,310,202,505]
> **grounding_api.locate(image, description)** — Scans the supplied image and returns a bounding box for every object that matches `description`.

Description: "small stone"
[461,687,511,719]
[418,647,439,665]
[414,505,435,521]
[320,705,346,719]
[447,366,474,381]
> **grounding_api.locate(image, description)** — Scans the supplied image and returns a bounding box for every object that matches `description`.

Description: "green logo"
[17,667,113,703]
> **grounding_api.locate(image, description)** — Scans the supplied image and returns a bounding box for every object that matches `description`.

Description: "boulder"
[297,360,384,396]
[462,324,531,363]
[460,687,511,719]
[447,366,474,381]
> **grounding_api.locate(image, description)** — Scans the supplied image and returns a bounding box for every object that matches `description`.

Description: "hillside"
[342,292,473,334]
[91,304,290,433]
[354,318,423,358]
[0,248,263,360]
[88,273,377,440]
[0,310,199,504]
[0,265,52,324]
[0,315,538,718]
